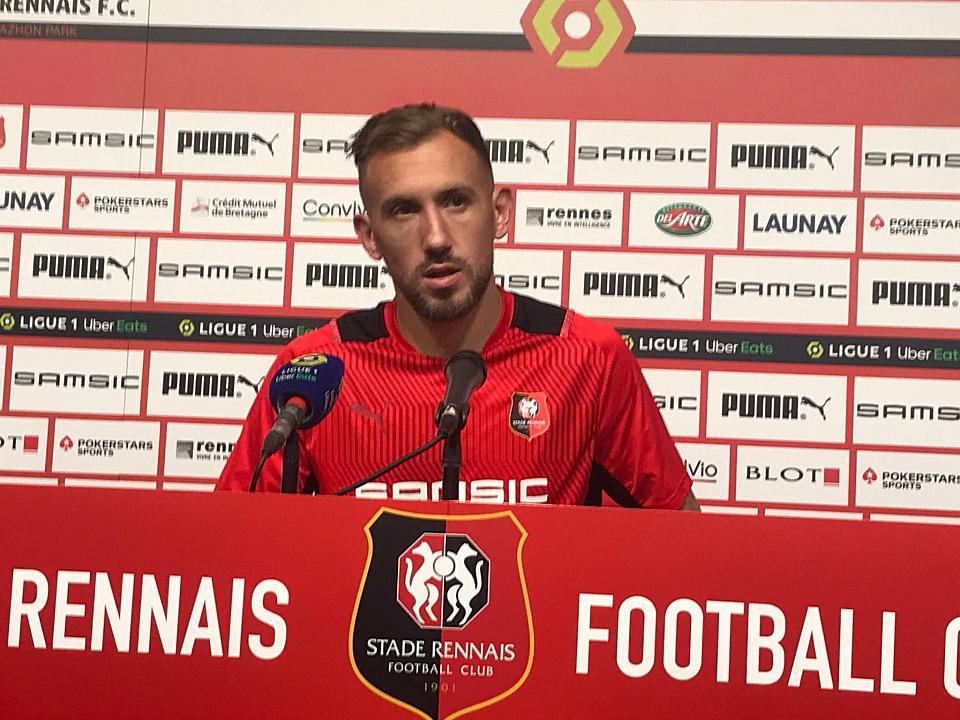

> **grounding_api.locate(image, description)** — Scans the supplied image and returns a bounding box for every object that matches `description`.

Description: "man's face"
[354,130,512,322]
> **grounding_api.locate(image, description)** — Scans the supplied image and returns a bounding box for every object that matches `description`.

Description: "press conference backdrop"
[0,0,958,521]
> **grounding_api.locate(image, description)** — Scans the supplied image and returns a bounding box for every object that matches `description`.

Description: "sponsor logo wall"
[0,19,957,523]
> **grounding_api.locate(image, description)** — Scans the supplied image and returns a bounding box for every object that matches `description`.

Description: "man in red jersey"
[217,103,698,511]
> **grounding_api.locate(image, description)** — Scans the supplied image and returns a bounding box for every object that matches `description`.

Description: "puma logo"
[251,132,280,157]
[106,256,134,281]
[801,396,830,421]
[660,274,691,299]
[237,375,265,393]
[810,145,840,170]
[351,400,391,434]
[525,139,555,164]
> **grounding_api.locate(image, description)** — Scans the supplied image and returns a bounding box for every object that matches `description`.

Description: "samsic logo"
[161,372,263,399]
[158,262,283,282]
[494,272,561,293]
[856,402,960,423]
[177,130,279,157]
[14,372,139,390]
[863,151,960,169]
[714,280,848,300]
[521,0,635,69]
[31,130,153,149]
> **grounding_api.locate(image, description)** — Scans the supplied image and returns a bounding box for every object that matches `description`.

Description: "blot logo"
[351,508,533,720]
[522,0,635,69]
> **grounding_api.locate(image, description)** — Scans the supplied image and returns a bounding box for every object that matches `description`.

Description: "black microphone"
[262,353,345,455]
[434,350,486,438]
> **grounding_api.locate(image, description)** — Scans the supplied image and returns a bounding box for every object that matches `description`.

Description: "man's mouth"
[422,264,462,290]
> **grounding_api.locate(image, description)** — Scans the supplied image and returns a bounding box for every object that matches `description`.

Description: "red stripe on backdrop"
[0,42,957,126]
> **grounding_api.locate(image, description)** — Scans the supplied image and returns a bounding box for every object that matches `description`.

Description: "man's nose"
[422,204,452,253]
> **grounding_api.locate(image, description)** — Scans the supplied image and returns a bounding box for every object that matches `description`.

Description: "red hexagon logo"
[521,0,635,69]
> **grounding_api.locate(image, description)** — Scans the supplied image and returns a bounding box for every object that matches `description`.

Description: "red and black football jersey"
[217,290,692,509]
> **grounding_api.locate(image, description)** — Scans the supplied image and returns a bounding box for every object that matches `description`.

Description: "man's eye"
[392,203,416,216]
[447,195,467,208]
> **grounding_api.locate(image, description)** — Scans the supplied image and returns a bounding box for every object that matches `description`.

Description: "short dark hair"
[348,103,493,184]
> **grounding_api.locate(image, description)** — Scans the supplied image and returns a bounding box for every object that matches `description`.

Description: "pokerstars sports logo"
[509,392,550,440]
[522,0,635,69]
[351,508,532,720]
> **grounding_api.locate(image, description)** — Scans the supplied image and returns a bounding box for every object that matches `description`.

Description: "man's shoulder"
[277,304,390,361]
[508,292,623,354]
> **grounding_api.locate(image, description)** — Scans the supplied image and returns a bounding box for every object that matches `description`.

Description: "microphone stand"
[281,432,299,494]
[440,426,462,501]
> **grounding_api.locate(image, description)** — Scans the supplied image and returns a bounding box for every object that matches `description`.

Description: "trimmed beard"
[391,252,493,322]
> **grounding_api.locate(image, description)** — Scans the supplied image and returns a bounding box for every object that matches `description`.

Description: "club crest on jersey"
[350,508,533,720]
[509,391,550,441]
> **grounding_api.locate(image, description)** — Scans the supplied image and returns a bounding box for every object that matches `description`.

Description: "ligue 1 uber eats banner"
[3,488,960,719]
[0,1,958,518]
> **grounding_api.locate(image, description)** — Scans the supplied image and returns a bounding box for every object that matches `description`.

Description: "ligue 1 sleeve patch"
[350,508,533,720]
[509,391,550,441]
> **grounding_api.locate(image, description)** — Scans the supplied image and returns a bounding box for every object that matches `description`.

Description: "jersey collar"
[384,287,514,356]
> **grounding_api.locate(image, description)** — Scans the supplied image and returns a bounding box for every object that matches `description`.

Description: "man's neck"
[395,283,503,358]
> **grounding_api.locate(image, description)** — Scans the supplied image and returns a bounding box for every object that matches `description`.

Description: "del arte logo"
[521,0,635,69]
[655,202,712,237]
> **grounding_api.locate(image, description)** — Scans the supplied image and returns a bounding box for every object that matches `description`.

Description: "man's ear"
[492,186,513,240]
[354,212,382,260]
